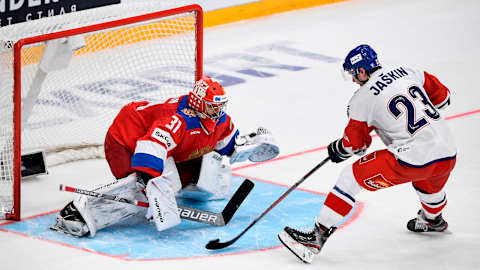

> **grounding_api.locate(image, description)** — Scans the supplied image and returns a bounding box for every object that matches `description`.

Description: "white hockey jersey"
[341,66,456,167]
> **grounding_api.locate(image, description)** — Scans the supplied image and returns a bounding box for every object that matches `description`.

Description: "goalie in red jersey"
[51,76,279,237]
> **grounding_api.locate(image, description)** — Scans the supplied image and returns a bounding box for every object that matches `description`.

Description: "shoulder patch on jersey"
[151,128,177,151]
[176,96,204,131]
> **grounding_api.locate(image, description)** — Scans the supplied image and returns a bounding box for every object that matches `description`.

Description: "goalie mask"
[188,76,228,122]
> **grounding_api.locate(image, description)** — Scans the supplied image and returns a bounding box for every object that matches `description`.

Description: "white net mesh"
[0,3,201,218]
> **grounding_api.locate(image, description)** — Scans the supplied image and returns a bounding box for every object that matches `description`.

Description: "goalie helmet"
[188,76,228,121]
[343,44,381,76]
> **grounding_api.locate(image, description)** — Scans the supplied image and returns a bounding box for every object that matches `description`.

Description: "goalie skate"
[407,209,448,232]
[278,224,336,264]
[50,202,89,237]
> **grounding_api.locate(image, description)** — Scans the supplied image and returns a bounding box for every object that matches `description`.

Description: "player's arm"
[131,113,184,181]
[214,115,239,156]
[423,71,451,110]
[328,119,374,163]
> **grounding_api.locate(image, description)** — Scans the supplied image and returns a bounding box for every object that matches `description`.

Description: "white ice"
[1,0,479,269]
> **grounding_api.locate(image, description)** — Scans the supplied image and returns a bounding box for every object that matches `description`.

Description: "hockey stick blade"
[205,156,330,250]
[221,179,254,224]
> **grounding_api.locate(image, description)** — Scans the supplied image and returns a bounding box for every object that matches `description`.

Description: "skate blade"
[278,231,315,264]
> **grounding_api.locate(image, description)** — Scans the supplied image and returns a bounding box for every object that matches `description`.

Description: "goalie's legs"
[177,152,232,201]
[104,131,135,179]
[51,174,147,237]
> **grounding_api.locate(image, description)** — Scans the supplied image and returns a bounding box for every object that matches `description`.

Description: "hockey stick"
[59,179,254,227]
[205,156,330,250]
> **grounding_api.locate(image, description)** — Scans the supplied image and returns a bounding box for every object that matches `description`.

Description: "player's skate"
[50,201,89,237]
[278,223,336,264]
[407,209,448,232]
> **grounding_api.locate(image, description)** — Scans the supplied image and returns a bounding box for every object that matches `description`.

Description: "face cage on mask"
[200,100,227,121]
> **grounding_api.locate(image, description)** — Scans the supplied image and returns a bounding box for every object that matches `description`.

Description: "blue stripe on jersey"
[177,96,202,131]
[131,153,164,174]
[178,95,189,107]
[333,185,355,203]
[216,129,239,156]
[398,154,456,168]
[216,113,227,125]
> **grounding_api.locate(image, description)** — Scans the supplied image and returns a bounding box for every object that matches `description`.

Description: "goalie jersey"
[108,95,239,178]
[341,66,456,167]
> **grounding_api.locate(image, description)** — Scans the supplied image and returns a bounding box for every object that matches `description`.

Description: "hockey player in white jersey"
[278,44,456,263]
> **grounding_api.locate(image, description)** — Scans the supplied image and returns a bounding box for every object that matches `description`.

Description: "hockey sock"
[415,188,447,220]
[315,185,356,228]
[316,166,362,228]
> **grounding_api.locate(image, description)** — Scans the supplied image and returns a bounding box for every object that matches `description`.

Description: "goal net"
[0,3,203,220]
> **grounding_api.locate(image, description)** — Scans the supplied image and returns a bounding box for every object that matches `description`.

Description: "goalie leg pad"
[73,174,147,236]
[145,177,181,231]
[50,202,90,237]
[162,156,182,193]
[178,151,232,201]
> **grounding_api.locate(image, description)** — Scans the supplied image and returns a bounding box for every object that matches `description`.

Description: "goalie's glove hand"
[327,139,352,163]
[230,127,280,164]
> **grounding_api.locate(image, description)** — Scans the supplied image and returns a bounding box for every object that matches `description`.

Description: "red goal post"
[0,4,203,220]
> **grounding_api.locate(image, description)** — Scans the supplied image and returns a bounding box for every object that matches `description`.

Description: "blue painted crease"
[1,176,357,260]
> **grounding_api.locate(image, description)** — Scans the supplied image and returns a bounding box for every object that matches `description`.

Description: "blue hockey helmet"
[343,44,380,76]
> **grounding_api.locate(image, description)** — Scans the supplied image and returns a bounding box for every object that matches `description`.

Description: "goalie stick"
[205,157,330,250]
[59,179,254,227]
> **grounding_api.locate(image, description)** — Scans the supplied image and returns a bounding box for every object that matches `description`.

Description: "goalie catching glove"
[230,127,280,163]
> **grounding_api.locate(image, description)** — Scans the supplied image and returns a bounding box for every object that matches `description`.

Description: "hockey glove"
[327,139,352,163]
[230,127,280,163]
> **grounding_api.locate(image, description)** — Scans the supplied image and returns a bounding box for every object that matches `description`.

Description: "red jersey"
[108,95,238,177]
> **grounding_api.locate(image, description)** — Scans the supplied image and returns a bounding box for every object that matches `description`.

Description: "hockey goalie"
[51,76,280,237]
